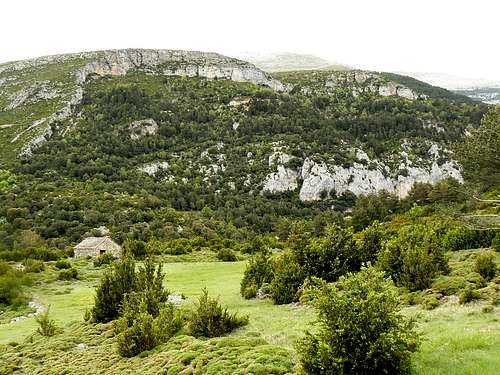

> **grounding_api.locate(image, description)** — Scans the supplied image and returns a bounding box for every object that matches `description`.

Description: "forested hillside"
[0,49,499,375]
[0,50,488,249]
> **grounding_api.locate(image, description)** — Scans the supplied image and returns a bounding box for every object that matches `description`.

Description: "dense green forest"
[0,70,488,249]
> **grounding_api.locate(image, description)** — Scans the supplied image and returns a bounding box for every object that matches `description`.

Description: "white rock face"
[263,165,299,193]
[268,151,292,166]
[298,147,462,201]
[6,80,60,110]
[129,119,159,140]
[263,151,299,193]
[138,161,169,176]
[73,49,287,91]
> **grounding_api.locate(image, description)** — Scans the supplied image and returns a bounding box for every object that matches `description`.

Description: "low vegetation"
[298,267,419,374]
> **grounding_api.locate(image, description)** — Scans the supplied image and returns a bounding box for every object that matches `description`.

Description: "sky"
[1,0,499,81]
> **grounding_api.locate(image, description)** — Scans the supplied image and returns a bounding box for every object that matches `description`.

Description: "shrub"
[188,289,248,338]
[474,251,497,281]
[36,308,59,337]
[377,224,448,291]
[116,312,157,357]
[93,253,115,267]
[459,287,480,304]
[492,234,500,252]
[240,253,274,299]
[241,284,257,299]
[350,191,398,231]
[216,248,237,262]
[133,260,169,317]
[58,268,78,280]
[0,260,11,276]
[270,251,305,304]
[55,259,71,270]
[123,239,148,259]
[0,247,63,262]
[0,265,25,307]
[116,302,183,357]
[421,294,440,310]
[22,259,45,273]
[154,303,184,342]
[299,225,360,282]
[298,276,328,305]
[354,222,386,265]
[297,267,419,375]
[482,305,494,313]
[91,257,167,323]
[441,227,495,252]
[115,278,180,357]
[238,236,268,254]
[162,238,192,255]
[91,256,137,323]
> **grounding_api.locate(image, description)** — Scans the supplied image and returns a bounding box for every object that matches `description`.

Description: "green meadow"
[0,258,498,374]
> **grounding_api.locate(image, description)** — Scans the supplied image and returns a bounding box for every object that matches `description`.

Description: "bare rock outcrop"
[298,145,462,201]
[261,144,462,201]
[263,151,299,193]
[129,118,159,140]
[74,49,287,91]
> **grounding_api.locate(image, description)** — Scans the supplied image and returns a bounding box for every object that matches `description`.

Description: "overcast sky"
[1,0,499,80]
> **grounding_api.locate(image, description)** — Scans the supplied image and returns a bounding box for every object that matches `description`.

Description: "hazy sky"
[2,0,499,80]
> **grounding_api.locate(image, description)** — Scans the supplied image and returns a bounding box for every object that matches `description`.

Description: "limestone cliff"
[262,144,463,200]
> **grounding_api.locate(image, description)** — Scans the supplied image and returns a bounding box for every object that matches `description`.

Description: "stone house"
[74,236,122,258]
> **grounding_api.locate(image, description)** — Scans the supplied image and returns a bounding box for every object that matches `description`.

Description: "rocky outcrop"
[129,118,159,140]
[325,71,425,100]
[263,151,299,193]
[74,49,287,90]
[298,146,462,201]
[138,161,169,176]
[6,80,60,110]
[261,144,462,201]
[18,87,83,156]
[263,165,299,193]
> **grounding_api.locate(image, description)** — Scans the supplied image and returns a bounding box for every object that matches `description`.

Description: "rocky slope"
[262,144,462,200]
[0,49,486,208]
[0,49,286,161]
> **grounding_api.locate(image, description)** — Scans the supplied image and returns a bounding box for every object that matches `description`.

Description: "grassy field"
[0,258,499,374]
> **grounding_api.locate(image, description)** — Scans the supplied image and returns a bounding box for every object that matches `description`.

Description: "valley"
[0,48,498,374]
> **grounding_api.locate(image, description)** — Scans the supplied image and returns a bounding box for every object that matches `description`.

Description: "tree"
[91,256,137,323]
[455,106,500,189]
[301,225,360,282]
[270,251,305,304]
[298,267,419,375]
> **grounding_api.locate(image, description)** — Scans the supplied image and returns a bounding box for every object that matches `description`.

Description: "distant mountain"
[399,72,500,104]
[452,87,500,105]
[234,52,350,72]
[398,72,500,90]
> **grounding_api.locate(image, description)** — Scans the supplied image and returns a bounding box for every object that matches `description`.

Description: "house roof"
[75,236,109,249]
